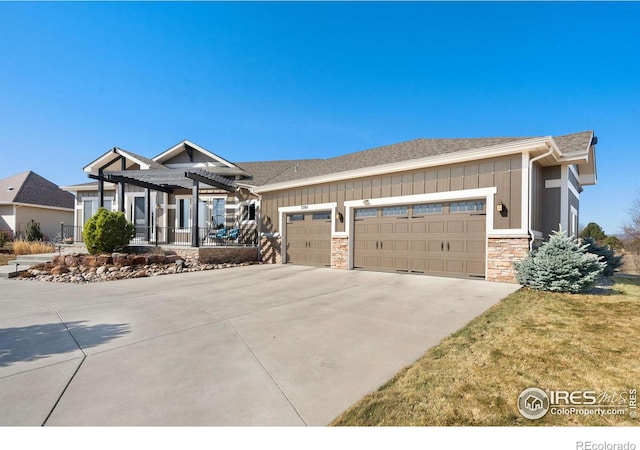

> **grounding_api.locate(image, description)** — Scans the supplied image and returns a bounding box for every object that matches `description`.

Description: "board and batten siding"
[261,155,523,233]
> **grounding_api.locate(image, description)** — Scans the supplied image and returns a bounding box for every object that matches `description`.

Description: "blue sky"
[0,1,638,235]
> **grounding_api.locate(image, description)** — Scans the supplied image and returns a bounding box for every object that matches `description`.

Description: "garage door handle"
[447,242,450,251]
[376,241,379,249]
[441,242,444,251]
[380,241,383,249]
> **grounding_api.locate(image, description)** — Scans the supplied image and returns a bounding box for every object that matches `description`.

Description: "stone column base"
[487,236,530,283]
[331,236,348,269]
[260,235,282,264]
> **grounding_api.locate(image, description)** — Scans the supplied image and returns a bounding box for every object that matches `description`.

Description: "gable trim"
[153,140,236,168]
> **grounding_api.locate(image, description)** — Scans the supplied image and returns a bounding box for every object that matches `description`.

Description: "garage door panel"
[467,261,485,276]
[412,240,427,252]
[447,221,465,233]
[395,222,409,234]
[395,240,409,252]
[411,222,427,233]
[467,241,485,253]
[467,221,485,233]
[429,222,445,233]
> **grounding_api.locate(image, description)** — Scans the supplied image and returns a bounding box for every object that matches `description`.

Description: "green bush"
[514,230,606,293]
[25,219,43,242]
[582,237,624,276]
[83,208,135,255]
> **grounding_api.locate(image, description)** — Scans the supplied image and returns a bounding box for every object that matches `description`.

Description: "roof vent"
[7,187,13,191]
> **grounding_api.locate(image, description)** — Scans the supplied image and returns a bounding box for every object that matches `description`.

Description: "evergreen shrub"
[582,237,624,276]
[514,231,606,293]
[83,208,135,255]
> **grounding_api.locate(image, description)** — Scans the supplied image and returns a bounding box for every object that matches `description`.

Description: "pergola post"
[145,188,151,242]
[119,156,126,212]
[191,179,199,247]
[98,168,104,208]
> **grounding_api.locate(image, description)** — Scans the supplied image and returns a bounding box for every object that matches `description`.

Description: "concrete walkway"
[0,265,520,426]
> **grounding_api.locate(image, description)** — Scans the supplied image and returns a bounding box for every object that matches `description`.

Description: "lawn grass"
[332,276,640,426]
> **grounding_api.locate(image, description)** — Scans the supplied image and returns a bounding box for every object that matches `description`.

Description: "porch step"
[0,263,32,278]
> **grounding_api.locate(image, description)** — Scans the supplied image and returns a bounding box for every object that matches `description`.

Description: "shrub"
[582,237,624,276]
[25,220,43,242]
[604,236,624,251]
[0,230,6,248]
[83,208,135,255]
[514,230,606,293]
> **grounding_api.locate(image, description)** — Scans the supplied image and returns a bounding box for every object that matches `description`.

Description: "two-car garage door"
[353,201,486,278]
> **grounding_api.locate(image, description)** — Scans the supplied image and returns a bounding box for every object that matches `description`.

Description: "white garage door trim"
[344,188,497,274]
[278,202,338,265]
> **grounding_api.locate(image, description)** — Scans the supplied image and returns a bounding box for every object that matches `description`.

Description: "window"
[241,203,256,221]
[450,200,485,213]
[355,208,377,218]
[289,214,304,222]
[413,203,443,215]
[82,199,113,224]
[178,198,190,229]
[312,211,331,220]
[382,206,408,216]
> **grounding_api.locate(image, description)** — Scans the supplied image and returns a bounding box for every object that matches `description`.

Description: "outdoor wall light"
[363,199,370,205]
[265,215,271,224]
[337,212,344,223]
[496,202,504,213]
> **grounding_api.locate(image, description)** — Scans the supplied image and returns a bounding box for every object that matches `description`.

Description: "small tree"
[579,222,606,242]
[83,208,135,255]
[514,230,605,293]
[623,192,640,273]
[582,237,623,276]
[603,236,624,251]
[25,219,43,242]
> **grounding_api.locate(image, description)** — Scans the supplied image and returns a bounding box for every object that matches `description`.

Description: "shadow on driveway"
[0,321,130,367]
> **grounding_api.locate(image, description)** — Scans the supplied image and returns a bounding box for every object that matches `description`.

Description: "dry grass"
[12,239,55,256]
[332,277,640,426]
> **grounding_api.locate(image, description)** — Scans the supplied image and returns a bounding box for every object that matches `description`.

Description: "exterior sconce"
[363,199,370,205]
[337,212,344,223]
[265,215,271,224]
[496,202,504,213]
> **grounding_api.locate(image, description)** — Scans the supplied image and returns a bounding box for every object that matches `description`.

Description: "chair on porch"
[227,228,239,244]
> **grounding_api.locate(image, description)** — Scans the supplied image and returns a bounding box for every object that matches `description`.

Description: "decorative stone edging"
[18,252,261,284]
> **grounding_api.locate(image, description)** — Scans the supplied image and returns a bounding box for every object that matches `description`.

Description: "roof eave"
[254,137,554,194]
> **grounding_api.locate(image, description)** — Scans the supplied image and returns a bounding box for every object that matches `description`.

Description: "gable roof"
[153,140,238,168]
[0,171,74,209]
[83,147,166,175]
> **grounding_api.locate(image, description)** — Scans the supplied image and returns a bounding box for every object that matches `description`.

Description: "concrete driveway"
[0,264,519,426]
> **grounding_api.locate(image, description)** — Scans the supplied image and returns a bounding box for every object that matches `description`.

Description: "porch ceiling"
[95,168,236,193]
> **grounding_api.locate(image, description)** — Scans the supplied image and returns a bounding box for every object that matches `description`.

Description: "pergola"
[88,168,236,247]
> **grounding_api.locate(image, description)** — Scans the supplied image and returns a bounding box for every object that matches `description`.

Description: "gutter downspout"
[528,145,555,251]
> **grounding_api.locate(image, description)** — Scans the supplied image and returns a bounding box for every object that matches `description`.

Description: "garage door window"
[382,206,408,216]
[289,214,304,222]
[413,203,443,215]
[312,212,331,220]
[450,200,485,213]
[355,208,377,218]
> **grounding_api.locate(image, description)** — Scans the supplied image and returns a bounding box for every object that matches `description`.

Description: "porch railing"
[55,223,257,247]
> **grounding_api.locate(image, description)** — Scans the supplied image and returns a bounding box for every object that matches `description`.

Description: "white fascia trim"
[255,137,554,194]
[568,164,579,180]
[579,173,597,186]
[521,152,529,237]
[62,182,117,192]
[153,140,236,169]
[83,148,150,174]
[11,202,74,212]
[545,179,562,188]
[568,181,580,199]
[560,166,569,233]
[278,202,338,265]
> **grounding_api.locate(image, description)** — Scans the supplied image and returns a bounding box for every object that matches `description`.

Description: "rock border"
[19,252,260,284]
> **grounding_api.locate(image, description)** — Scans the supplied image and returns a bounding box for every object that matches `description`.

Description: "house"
[0,171,75,240]
[66,131,597,282]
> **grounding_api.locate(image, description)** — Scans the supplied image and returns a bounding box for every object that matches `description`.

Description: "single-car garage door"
[286,211,332,266]
[353,201,486,278]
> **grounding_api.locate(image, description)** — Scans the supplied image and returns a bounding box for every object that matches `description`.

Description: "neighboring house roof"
[0,171,74,209]
[234,160,321,187]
